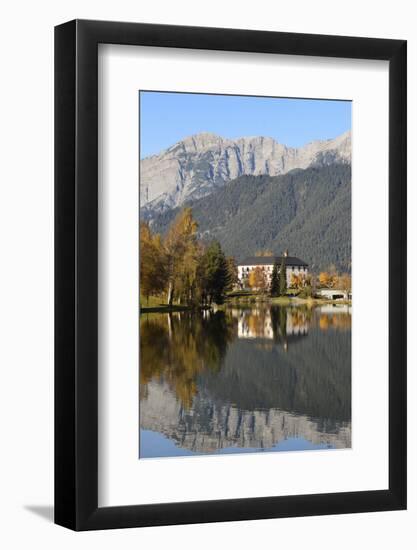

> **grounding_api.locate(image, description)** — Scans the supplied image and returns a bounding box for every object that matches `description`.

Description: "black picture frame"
[55,19,407,531]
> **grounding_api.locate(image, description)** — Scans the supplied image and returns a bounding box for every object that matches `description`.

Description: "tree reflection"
[140,311,236,408]
[316,310,352,331]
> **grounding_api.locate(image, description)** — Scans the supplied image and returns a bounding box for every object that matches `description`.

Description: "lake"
[139,304,351,458]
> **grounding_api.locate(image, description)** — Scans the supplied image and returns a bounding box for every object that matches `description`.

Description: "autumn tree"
[290,273,300,289]
[297,273,311,289]
[249,266,268,293]
[270,260,280,296]
[248,270,256,289]
[323,264,338,288]
[319,271,333,288]
[258,268,269,294]
[164,208,199,306]
[176,240,205,305]
[140,222,167,304]
[335,273,352,295]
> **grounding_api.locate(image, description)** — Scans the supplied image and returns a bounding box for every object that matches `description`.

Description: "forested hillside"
[143,163,351,273]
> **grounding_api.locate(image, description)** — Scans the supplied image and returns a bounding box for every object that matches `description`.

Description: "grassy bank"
[224,291,351,307]
[140,295,187,313]
[140,294,209,313]
[140,293,352,313]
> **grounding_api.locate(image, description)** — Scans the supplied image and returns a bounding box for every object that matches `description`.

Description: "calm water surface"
[139,304,351,458]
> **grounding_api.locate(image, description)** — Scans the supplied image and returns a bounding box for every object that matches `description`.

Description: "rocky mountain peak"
[174,132,225,154]
[140,130,351,213]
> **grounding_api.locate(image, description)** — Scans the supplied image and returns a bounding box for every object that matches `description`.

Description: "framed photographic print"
[55,20,407,530]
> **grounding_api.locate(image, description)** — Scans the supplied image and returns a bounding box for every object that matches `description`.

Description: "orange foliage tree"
[319,271,334,288]
[249,266,268,293]
[140,222,167,303]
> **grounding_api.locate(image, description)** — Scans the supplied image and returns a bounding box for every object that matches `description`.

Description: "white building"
[237,251,309,288]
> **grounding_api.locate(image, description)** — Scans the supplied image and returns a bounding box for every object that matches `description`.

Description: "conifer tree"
[279,256,287,296]
[270,260,280,297]
[198,240,229,306]
[225,257,238,292]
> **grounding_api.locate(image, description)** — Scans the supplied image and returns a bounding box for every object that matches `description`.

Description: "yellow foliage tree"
[335,273,352,293]
[140,222,167,303]
[290,273,300,289]
[319,271,333,288]
[164,207,200,305]
[249,266,268,293]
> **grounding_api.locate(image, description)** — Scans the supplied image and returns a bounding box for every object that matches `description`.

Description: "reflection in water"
[139,305,351,458]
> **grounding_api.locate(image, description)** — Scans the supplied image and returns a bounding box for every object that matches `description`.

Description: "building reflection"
[233,307,309,349]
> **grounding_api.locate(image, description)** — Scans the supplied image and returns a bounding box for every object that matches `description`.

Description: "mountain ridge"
[140,130,351,213]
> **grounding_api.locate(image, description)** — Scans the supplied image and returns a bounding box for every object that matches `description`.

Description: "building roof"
[238,256,308,267]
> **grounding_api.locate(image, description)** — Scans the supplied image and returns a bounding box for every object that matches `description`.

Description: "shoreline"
[140,296,352,313]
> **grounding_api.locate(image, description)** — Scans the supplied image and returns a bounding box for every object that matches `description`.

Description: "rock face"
[140,131,351,212]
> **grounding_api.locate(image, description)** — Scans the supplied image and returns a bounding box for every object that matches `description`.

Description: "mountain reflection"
[140,305,351,456]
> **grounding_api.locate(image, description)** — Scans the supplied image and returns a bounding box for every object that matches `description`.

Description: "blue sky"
[140,91,351,158]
